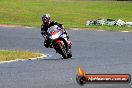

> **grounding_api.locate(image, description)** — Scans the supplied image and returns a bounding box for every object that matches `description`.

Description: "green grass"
[0,50,42,62]
[0,0,132,30]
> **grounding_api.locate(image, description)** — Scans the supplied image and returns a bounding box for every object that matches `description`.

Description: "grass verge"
[0,0,132,31]
[0,50,42,62]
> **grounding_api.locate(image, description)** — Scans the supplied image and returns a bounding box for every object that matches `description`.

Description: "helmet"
[42,14,51,23]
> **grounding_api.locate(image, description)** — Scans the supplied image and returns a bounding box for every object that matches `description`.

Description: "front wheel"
[67,52,72,58]
[57,43,68,59]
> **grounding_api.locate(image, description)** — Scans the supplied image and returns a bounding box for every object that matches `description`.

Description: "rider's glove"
[63,31,69,39]
[67,36,69,40]
[61,25,64,29]
[63,29,68,35]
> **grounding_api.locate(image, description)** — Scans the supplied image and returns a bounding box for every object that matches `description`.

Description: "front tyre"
[57,43,68,59]
[67,52,72,58]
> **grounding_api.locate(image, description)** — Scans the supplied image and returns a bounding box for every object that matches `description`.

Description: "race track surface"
[0,27,132,88]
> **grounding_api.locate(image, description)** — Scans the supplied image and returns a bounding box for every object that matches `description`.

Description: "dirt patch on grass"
[0,24,18,27]
[0,24,33,28]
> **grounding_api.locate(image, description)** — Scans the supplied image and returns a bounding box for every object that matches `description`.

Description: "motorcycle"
[46,25,72,59]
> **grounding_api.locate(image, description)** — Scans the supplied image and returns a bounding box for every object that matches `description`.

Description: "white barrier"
[86,19,132,27]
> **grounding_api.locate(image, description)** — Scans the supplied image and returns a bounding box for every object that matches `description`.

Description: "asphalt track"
[0,27,132,88]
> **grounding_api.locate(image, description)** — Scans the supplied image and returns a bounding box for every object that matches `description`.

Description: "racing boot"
[44,39,50,48]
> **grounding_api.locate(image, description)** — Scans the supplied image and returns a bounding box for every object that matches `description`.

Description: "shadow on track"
[39,54,75,61]
[40,57,75,61]
[42,58,63,61]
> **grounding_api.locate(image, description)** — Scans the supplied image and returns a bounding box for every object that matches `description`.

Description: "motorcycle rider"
[41,14,72,52]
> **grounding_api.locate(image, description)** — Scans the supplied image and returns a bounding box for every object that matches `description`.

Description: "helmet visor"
[42,17,48,23]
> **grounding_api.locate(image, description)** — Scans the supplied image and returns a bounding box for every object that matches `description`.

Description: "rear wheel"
[57,43,68,59]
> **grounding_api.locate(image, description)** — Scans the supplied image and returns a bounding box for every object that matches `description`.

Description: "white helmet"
[42,14,51,23]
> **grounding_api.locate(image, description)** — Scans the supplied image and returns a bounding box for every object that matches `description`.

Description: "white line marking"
[72,28,79,30]
[97,30,106,31]
[121,31,129,33]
